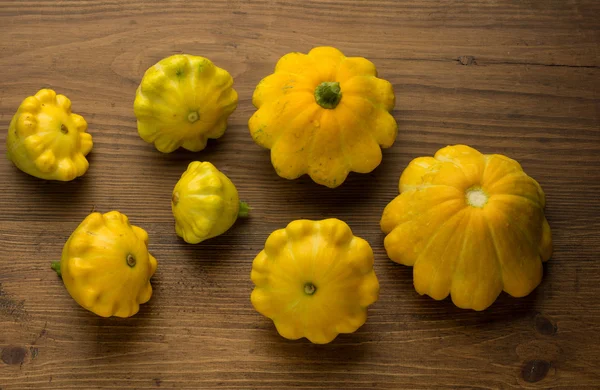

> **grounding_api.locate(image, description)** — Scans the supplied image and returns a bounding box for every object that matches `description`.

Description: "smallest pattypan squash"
[251,219,379,344]
[172,161,249,244]
[134,54,238,153]
[52,211,157,318]
[7,89,93,181]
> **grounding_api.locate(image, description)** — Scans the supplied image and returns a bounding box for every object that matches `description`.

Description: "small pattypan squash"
[134,54,238,153]
[251,219,379,344]
[380,145,552,311]
[7,89,93,181]
[172,161,249,244]
[52,211,157,318]
[249,46,397,188]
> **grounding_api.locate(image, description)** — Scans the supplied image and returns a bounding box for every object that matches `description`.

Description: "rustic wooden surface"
[1,0,599,388]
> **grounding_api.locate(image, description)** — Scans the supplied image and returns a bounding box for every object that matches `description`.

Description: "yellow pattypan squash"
[172,161,249,244]
[7,89,93,181]
[251,219,379,344]
[134,54,238,153]
[380,145,552,311]
[52,211,157,318]
[249,46,397,188]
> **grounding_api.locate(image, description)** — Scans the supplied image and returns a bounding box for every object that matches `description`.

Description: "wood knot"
[1,346,27,365]
[522,360,551,382]
[535,313,557,336]
[457,56,477,66]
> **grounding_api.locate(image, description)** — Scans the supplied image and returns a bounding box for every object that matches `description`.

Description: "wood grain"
[1,0,599,388]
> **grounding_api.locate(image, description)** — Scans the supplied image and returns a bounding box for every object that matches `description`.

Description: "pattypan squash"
[251,219,379,344]
[134,54,238,153]
[52,211,157,318]
[249,46,397,188]
[172,161,249,244]
[7,89,93,181]
[380,145,552,311]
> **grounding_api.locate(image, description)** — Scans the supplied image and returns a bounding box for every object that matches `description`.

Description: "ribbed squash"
[249,46,397,188]
[251,219,379,344]
[7,89,93,181]
[172,161,249,244]
[380,145,552,311]
[53,211,157,318]
[134,54,237,153]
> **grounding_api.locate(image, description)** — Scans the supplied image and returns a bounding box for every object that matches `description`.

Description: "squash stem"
[315,81,342,109]
[238,201,251,218]
[51,261,62,277]
[304,282,317,295]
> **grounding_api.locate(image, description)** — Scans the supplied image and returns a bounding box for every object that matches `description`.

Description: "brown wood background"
[1,0,599,388]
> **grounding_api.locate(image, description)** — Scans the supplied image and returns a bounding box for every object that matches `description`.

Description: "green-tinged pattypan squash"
[7,89,93,181]
[380,145,552,311]
[52,211,157,318]
[251,219,379,344]
[172,161,249,244]
[134,54,238,153]
[249,46,397,188]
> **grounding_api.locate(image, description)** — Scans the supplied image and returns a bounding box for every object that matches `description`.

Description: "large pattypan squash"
[52,211,157,318]
[172,161,249,244]
[380,145,552,311]
[249,46,397,188]
[7,89,93,181]
[251,219,379,344]
[134,54,238,153]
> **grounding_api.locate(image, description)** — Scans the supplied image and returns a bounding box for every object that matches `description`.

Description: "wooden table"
[1,1,599,388]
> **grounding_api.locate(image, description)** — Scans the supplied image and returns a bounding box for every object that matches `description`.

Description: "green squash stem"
[51,261,62,277]
[314,81,342,109]
[238,201,251,218]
